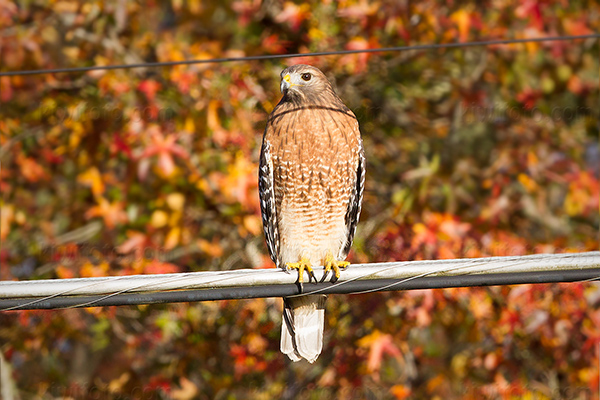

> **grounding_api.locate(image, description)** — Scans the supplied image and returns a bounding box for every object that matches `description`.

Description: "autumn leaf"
[117,230,153,261]
[261,34,290,54]
[143,260,180,274]
[450,9,472,42]
[275,2,310,32]
[16,154,48,182]
[138,126,190,179]
[137,80,162,101]
[77,167,105,197]
[85,197,128,228]
[0,203,14,240]
[171,377,198,400]
[357,330,402,379]
[390,384,412,400]
[1,76,13,101]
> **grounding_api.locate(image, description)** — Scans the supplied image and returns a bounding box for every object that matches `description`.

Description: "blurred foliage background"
[0,0,599,398]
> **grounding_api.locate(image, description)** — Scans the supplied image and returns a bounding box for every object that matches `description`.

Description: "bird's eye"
[301,73,311,81]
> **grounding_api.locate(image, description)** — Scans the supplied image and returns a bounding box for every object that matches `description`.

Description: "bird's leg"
[286,258,317,293]
[322,253,350,282]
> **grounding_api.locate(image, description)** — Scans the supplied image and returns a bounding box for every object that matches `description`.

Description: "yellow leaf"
[81,261,110,277]
[94,55,110,66]
[184,117,195,134]
[578,368,594,383]
[41,26,58,43]
[308,27,325,41]
[357,329,383,348]
[108,372,130,393]
[14,210,26,225]
[188,0,202,14]
[169,211,182,227]
[451,352,468,378]
[165,226,181,250]
[166,193,186,211]
[412,223,426,234]
[151,210,169,228]
[564,191,583,216]
[62,47,80,61]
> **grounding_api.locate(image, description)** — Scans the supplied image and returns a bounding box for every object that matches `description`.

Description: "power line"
[1,251,598,311]
[0,34,598,77]
[1,268,599,311]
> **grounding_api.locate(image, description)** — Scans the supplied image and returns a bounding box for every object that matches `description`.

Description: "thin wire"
[1,34,598,77]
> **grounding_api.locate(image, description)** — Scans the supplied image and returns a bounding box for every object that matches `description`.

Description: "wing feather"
[340,139,366,259]
[259,137,281,268]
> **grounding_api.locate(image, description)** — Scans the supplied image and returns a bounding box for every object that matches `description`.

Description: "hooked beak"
[280,74,292,94]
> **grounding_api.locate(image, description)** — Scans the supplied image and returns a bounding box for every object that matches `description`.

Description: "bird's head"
[279,64,334,100]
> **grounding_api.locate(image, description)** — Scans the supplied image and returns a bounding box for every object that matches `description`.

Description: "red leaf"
[137,80,162,101]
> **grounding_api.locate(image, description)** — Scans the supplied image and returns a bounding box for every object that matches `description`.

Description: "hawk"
[259,64,365,363]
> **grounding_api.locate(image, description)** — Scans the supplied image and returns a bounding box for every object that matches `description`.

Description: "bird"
[258,64,365,363]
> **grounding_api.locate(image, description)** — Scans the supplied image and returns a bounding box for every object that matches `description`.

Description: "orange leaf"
[16,154,48,183]
[77,167,105,197]
[390,385,412,399]
[0,204,14,240]
[85,197,127,228]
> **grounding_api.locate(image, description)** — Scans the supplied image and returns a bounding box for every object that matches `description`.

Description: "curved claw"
[319,271,329,283]
[286,258,315,291]
[322,255,350,283]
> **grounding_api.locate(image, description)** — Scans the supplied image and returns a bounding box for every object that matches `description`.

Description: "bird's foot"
[286,258,317,293]
[322,254,349,282]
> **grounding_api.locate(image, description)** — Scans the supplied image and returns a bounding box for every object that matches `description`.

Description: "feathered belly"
[277,196,349,266]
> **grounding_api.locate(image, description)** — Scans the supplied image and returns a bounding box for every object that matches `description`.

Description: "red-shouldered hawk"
[259,64,365,363]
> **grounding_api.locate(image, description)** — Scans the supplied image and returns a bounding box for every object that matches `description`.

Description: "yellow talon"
[324,254,350,281]
[286,258,316,284]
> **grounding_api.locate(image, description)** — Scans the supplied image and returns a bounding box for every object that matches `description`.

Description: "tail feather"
[280,295,327,363]
[280,307,302,362]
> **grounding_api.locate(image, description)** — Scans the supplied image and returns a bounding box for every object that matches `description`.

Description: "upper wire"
[0,34,598,77]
